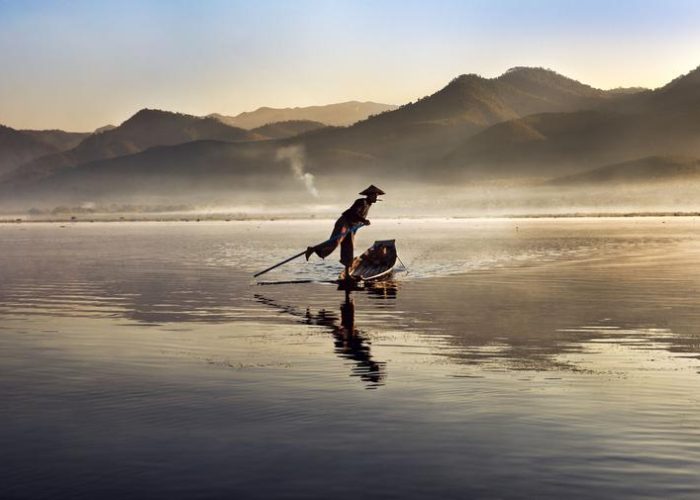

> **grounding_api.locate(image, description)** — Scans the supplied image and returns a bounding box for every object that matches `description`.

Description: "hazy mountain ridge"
[250,120,327,139]
[548,155,700,185]
[210,101,397,129]
[0,126,91,175]
[3,65,700,208]
[3,109,261,184]
[646,65,700,111]
[94,124,117,134]
[10,139,291,203]
[2,67,650,187]
[0,125,58,175]
[442,110,635,177]
[20,129,90,151]
[360,67,618,129]
[294,67,641,170]
[442,66,700,178]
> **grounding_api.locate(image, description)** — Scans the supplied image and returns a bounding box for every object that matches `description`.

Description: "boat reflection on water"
[256,281,398,389]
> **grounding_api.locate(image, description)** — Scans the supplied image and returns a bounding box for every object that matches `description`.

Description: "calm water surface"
[2,218,700,499]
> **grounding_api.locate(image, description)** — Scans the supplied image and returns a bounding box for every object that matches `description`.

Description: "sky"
[2,0,700,131]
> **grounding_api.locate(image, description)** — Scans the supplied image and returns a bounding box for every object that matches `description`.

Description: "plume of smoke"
[276,145,319,198]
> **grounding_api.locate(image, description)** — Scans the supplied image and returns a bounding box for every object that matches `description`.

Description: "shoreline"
[2,211,700,224]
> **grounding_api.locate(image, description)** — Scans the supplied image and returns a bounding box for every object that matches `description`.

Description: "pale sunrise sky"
[2,0,700,131]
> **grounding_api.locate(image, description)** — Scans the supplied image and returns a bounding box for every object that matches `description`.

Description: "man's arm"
[345,199,371,225]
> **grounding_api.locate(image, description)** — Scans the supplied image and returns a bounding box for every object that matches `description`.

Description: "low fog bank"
[3,175,700,221]
[4,133,700,219]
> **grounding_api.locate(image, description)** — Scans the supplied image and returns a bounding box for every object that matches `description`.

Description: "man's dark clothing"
[341,198,371,225]
[312,198,371,266]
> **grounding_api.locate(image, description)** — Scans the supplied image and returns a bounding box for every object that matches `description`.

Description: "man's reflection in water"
[329,290,386,388]
[256,282,396,389]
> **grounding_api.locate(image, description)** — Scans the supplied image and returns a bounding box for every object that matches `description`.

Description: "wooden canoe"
[339,240,397,282]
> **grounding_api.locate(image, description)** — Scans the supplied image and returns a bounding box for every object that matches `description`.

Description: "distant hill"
[251,120,327,139]
[441,110,635,178]
[4,140,290,203]
[4,109,262,184]
[440,66,700,179]
[210,101,397,129]
[0,125,58,175]
[644,65,700,111]
[20,129,90,151]
[93,124,116,134]
[297,67,635,171]
[0,125,91,175]
[548,156,700,185]
[359,67,617,130]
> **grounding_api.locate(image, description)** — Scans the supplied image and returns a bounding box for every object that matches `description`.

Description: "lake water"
[2,218,700,499]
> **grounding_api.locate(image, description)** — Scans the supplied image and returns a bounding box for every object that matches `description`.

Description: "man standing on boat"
[305,185,385,277]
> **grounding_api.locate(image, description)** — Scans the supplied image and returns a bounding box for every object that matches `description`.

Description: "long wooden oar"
[253,224,364,278]
[253,223,364,278]
[256,279,339,285]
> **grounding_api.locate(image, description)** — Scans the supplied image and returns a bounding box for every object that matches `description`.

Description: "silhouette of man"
[305,185,385,277]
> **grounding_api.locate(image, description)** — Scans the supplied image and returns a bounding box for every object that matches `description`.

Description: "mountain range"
[548,156,700,185]
[0,126,90,175]
[249,120,327,139]
[3,65,700,208]
[209,101,397,128]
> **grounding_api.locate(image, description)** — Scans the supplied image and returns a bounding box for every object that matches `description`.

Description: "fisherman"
[305,185,385,278]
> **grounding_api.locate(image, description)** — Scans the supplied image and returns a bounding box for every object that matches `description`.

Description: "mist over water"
[6,178,700,220]
[3,218,700,499]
